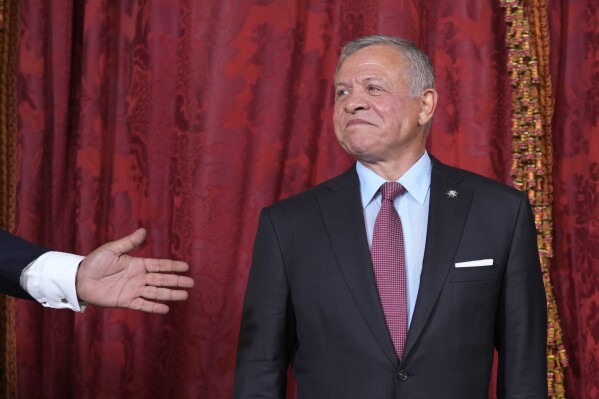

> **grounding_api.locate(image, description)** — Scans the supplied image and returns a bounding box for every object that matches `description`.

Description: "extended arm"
[0,229,48,299]
[75,228,194,314]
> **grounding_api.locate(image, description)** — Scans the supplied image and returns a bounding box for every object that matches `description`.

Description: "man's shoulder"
[431,157,523,199]
[264,165,357,213]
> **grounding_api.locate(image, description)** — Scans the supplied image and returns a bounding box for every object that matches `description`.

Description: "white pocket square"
[455,259,494,268]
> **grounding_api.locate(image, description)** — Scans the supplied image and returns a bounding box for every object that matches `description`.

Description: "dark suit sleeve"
[0,229,48,299]
[234,209,296,399]
[495,193,547,398]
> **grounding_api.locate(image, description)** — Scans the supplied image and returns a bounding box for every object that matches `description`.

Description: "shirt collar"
[356,151,432,209]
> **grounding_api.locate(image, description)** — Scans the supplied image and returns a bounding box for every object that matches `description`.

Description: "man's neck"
[357,150,426,181]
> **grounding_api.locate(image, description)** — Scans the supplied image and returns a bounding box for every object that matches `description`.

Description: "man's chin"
[340,141,377,158]
[338,135,377,154]
[344,149,380,164]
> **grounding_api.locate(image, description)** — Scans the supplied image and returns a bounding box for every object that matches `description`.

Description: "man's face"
[333,45,428,165]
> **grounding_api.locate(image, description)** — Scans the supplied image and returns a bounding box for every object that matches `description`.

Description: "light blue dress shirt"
[356,152,431,327]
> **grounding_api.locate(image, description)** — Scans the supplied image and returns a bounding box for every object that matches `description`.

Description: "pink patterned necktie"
[371,182,408,360]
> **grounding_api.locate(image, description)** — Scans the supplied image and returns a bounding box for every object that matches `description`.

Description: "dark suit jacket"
[0,229,48,299]
[234,157,547,399]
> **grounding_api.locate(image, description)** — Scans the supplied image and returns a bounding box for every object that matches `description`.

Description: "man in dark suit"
[1,228,194,313]
[234,35,547,398]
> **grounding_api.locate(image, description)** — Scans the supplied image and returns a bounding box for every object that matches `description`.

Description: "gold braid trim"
[529,0,569,396]
[0,0,19,397]
[499,0,568,398]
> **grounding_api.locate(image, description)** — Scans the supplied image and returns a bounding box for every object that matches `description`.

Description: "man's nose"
[343,92,370,113]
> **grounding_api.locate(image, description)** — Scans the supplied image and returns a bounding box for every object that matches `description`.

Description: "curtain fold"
[548,1,599,397]
[11,0,598,398]
[0,0,20,397]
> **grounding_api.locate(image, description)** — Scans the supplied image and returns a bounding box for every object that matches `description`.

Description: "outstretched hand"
[76,228,194,314]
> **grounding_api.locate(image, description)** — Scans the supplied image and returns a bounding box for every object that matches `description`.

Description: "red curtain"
[13,0,598,398]
[547,1,599,398]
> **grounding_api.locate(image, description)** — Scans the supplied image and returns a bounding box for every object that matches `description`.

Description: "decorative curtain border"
[500,0,568,397]
[0,0,19,397]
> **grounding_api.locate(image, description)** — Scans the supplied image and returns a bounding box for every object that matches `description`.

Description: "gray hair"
[335,35,436,98]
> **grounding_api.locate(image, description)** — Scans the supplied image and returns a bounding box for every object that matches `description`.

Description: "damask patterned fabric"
[13,0,597,398]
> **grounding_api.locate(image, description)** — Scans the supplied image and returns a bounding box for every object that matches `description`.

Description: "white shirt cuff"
[19,251,87,312]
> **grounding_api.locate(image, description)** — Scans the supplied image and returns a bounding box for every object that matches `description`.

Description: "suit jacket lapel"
[317,166,399,367]
[402,158,472,362]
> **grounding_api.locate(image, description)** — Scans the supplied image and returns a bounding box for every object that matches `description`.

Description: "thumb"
[101,228,147,255]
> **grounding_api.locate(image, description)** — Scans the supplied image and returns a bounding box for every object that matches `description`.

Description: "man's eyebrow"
[335,77,384,87]
[359,77,384,84]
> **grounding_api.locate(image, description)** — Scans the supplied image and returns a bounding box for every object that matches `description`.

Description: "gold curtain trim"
[0,0,19,397]
[499,0,568,397]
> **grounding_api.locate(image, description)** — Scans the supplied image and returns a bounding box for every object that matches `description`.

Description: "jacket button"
[398,369,408,381]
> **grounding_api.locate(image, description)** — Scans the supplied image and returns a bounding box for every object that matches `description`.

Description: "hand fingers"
[146,272,195,288]
[126,287,189,314]
[129,298,170,314]
[143,286,190,302]
[125,286,189,315]
[143,259,190,274]
[102,228,148,255]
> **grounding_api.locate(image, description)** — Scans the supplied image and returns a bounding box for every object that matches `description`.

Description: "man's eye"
[336,89,350,98]
[367,85,382,92]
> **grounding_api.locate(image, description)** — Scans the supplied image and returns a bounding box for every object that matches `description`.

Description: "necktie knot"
[380,182,404,202]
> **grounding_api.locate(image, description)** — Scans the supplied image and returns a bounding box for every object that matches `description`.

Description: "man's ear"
[418,88,438,127]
